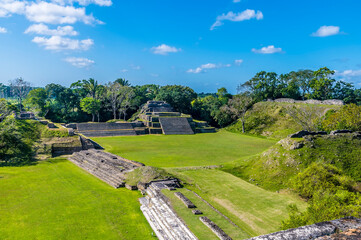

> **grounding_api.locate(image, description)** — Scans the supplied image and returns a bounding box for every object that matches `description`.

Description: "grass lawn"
[93,131,276,168]
[162,188,250,240]
[168,169,307,237]
[0,159,154,240]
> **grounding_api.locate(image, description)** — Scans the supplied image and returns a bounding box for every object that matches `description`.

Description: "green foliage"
[293,163,356,199]
[321,104,361,131]
[0,116,39,166]
[25,88,49,116]
[80,97,101,122]
[191,88,233,127]
[156,85,197,113]
[309,67,336,100]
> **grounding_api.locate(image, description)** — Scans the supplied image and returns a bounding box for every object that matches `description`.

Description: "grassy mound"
[0,158,153,239]
[93,131,276,168]
[223,134,361,191]
[124,166,173,185]
[226,102,340,139]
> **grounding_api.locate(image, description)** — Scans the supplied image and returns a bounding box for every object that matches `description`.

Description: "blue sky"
[0,0,361,93]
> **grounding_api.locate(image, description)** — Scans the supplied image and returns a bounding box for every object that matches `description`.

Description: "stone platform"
[68,149,144,188]
[76,122,137,137]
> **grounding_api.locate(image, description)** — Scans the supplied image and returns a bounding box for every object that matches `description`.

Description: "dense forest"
[1,67,360,128]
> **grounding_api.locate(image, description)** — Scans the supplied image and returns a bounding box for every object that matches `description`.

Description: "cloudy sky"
[0,0,360,93]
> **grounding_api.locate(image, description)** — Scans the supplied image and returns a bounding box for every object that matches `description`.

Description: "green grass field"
[93,131,276,168]
[168,169,307,237]
[162,188,250,240]
[0,159,154,240]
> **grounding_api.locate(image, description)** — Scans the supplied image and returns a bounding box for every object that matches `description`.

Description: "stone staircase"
[140,183,198,240]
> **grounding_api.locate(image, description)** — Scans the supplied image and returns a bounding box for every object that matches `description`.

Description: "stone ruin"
[68,149,144,188]
[69,100,216,137]
[16,111,35,120]
[139,180,198,240]
[268,98,344,106]
[248,217,361,240]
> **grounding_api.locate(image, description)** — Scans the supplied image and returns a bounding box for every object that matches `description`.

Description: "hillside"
[226,101,341,139]
[223,132,361,191]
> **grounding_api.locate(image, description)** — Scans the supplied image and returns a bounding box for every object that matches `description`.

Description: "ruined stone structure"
[16,111,35,119]
[71,100,215,137]
[248,217,361,240]
[200,216,232,240]
[268,98,344,106]
[68,149,144,188]
[139,180,198,240]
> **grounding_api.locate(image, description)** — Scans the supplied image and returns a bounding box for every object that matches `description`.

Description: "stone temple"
[69,101,216,137]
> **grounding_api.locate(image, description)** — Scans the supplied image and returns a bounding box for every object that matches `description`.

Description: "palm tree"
[115,78,131,87]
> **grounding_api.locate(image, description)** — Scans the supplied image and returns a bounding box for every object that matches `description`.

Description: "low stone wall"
[269,98,344,106]
[289,130,358,138]
[200,216,232,240]
[248,217,361,240]
[174,192,196,208]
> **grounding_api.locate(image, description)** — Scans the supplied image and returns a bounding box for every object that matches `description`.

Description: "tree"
[119,88,135,120]
[9,78,31,111]
[284,105,324,131]
[80,97,101,122]
[25,88,49,116]
[72,78,100,99]
[117,86,134,120]
[106,82,122,119]
[239,71,279,101]
[115,78,131,86]
[296,70,314,99]
[0,98,13,121]
[221,92,254,133]
[156,85,197,113]
[309,67,336,100]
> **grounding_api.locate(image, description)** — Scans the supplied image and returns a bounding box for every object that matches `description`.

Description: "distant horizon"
[1,0,361,93]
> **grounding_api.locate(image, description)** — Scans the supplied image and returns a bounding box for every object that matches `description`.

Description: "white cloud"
[151,44,181,55]
[235,59,243,65]
[335,69,361,78]
[25,23,78,36]
[0,0,26,17]
[120,69,128,73]
[233,0,241,2]
[32,35,93,50]
[25,1,98,25]
[187,63,230,74]
[0,26,7,33]
[132,65,141,70]
[211,9,263,30]
[65,57,94,68]
[252,45,282,54]
[51,0,112,6]
[312,25,340,37]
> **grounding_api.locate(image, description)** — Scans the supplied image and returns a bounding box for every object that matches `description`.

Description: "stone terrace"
[68,149,144,188]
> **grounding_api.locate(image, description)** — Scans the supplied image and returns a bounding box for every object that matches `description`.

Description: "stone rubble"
[199,216,232,240]
[174,192,196,208]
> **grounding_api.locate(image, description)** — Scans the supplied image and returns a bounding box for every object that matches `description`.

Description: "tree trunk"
[242,115,245,133]
[97,112,100,122]
[113,108,116,120]
[92,114,95,122]
[123,111,126,121]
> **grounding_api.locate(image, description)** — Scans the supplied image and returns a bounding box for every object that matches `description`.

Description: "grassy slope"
[226,102,340,139]
[93,131,276,168]
[0,159,153,240]
[224,135,361,191]
[162,188,250,240]
[168,169,307,237]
